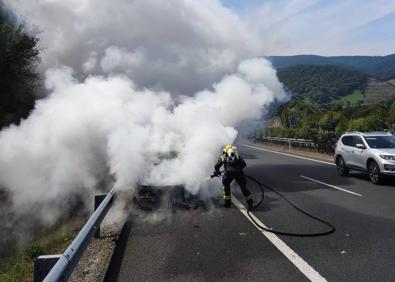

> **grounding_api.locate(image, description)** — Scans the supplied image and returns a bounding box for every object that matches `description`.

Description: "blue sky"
[221,0,260,10]
[221,0,395,56]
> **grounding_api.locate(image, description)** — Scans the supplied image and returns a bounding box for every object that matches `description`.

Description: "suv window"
[364,135,395,148]
[352,136,364,147]
[341,136,353,146]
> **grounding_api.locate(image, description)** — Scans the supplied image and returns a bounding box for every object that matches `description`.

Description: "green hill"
[277,65,368,104]
[269,54,395,81]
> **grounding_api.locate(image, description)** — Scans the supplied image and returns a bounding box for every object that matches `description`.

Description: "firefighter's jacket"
[214,152,246,174]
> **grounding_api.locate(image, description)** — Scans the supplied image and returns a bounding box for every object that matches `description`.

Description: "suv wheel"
[368,161,382,185]
[336,156,349,176]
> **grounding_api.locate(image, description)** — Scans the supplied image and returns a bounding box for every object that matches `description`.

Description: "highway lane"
[238,144,395,282]
[111,143,395,282]
[114,205,309,281]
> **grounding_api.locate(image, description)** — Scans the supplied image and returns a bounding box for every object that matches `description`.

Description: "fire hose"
[211,171,336,237]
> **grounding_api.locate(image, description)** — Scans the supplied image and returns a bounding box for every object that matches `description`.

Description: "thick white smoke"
[1,0,288,227]
[3,0,261,94]
[0,59,287,223]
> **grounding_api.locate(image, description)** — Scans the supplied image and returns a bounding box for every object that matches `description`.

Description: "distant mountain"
[268,54,395,81]
[277,64,368,104]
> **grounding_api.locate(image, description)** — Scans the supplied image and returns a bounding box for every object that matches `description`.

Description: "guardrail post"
[33,255,61,282]
[288,139,291,151]
[94,194,107,238]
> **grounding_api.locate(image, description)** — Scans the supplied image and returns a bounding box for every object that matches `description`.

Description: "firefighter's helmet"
[223,144,238,161]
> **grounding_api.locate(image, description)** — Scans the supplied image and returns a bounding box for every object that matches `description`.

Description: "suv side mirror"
[356,143,366,149]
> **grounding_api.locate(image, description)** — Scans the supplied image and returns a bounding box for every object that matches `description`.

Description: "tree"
[347,118,369,132]
[365,104,388,131]
[277,64,368,105]
[0,7,40,128]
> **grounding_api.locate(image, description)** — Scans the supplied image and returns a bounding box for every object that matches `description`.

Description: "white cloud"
[238,0,395,55]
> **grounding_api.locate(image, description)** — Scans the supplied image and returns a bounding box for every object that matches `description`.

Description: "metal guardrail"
[34,189,116,282]
[258,136,316,151]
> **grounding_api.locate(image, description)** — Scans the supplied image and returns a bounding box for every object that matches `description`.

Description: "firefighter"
[213,144,253,209]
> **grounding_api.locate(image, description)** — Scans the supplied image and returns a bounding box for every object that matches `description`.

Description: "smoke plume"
[0,0,288,228]
[3,0,262,94]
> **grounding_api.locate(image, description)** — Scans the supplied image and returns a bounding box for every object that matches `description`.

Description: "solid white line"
[241,144,335,166]
[300,175,363,197]
[232,196,328,282]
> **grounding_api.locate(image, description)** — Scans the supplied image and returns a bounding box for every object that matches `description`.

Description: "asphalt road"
[110,143,395,282]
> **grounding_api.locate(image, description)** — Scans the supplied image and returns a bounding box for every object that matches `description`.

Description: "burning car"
[132,151,206,211]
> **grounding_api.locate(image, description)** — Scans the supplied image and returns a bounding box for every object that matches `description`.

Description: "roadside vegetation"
[259,100,395,152]
[0,5,41,129]
[0,216,85,282]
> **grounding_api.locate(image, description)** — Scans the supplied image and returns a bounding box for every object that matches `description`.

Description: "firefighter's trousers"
[222,171,251,201]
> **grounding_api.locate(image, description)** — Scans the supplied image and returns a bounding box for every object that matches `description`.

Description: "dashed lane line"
[241,143,363,197]
[300,175,363,197]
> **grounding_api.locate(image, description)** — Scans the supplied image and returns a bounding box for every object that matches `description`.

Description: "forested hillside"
[269,54,395,81]
[277,65,368,104]
[265,63,395,144]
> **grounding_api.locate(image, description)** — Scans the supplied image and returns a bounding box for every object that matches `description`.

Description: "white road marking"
[232,196,328,282]
[241,144,335,166]
[300,175,363,197]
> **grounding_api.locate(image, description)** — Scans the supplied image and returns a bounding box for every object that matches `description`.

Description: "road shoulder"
[244,140,334,163]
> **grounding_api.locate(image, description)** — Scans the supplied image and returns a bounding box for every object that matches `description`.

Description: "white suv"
[334,132,395,184]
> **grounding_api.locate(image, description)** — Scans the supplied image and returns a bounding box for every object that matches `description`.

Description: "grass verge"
[0,215,85,282]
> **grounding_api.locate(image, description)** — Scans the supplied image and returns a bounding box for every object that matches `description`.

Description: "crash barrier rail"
[33,189,116,282]
[258,136,315,151]
[255,136,336,154]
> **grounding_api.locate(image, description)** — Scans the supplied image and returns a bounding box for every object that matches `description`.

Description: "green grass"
[389,79,395,86]
[0,216,85,282]
[337,90,364,104]
[0,256,32,282]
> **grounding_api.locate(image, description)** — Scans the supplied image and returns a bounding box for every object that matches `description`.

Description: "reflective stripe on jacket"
[215,153,246,173]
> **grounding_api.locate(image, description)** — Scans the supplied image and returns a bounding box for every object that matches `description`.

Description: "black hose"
[245,174,336,237]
